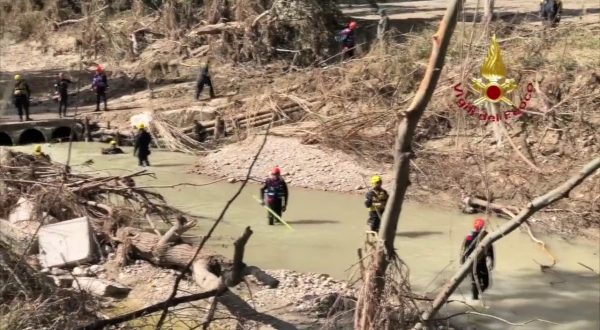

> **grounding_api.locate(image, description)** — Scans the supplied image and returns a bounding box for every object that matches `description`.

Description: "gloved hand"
[486,257,494,271]
[282,206,286,212]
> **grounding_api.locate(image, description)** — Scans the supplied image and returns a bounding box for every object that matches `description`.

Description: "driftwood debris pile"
[0,149,277,320]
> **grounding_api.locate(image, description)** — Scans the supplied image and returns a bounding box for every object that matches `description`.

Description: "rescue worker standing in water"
[33,144,51,162]
[260,166,289,226]
[460,218,495,300]
[102,140,124,155]
[133,124,152,167]
[364,175,388,233]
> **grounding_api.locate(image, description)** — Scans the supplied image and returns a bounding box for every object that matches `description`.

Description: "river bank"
[4,143,599,329]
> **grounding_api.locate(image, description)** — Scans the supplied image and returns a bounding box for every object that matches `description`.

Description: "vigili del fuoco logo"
[453,35,534,122]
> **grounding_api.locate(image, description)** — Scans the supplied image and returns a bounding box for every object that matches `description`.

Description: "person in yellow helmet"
[13,74,32,122]
[364,175,389,233]
[101,139,124,155]
[133,124,152,166]
[33,144,50,161]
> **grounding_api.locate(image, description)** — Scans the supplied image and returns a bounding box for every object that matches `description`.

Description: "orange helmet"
[474,218,485,231]
[349,21,358,30]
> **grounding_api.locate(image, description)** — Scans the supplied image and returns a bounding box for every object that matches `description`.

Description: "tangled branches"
[346,235,419,329]
[0,242,100,329]
[0,149,192,239]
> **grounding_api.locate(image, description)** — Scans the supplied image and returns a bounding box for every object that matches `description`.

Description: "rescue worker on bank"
[338,21,358,61]
[460,218,495,300]
[133,124,152,167]
[540,0,562,27]
[377,9,389,40]
[101,140,124,155]
[260,166,289,226]
[196,59,215,100]
[91,66,108,112]
[13,75,32,122]
[33,144,51,161]
[364,175,389,233]
[55,72,72,118]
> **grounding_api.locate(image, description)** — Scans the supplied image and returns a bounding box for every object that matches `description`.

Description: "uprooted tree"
[2,0,346,67]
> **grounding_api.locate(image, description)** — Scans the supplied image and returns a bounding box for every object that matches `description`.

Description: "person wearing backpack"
[338,21,358,61]
[91,66,108,112]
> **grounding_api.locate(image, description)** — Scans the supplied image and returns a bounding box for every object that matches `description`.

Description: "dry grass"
[0,241,99,330]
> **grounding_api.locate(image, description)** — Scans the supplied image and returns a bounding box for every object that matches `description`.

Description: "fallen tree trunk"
[463,196,520,217]
[414,157,600,329]
[115,219,278,290]
[52,6,109,30]
[187,22,244,37]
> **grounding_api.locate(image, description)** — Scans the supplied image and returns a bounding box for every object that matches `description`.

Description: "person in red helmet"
[91,65,109,112]
[338,21,358,61]
[460,218,495,300]
[260,166,289,225]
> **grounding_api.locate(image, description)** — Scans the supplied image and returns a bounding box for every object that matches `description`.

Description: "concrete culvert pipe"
[51,126,75,141]
[18,129,46,145]
[0,132,13,146]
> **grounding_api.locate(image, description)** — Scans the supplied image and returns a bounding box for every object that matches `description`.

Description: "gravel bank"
[193,135,394,194]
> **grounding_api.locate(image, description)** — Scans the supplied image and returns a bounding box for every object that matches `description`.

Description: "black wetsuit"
[260,177,289,225]
[196,64,215,100]
[102,146,124,155]
[134,130,152,166]
[364,187,389,232]
[461,230,495,300]
[55,78,72,117]
[13,80,31,121]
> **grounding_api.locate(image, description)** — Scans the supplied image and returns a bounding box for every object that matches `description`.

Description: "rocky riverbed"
[193,135,394,194]
[44,257,358,328]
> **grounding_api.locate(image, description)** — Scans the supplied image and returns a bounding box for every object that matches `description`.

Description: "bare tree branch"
[154,125,272,329]
[78,289,220,330]
[354,0,463,328]
[414,157,600,329]
[434,311,558,326]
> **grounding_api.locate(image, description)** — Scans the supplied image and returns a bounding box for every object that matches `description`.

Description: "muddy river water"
[8,143,599,330]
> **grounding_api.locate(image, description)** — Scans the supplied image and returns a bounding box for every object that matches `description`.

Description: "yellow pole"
[252,195,294,231]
